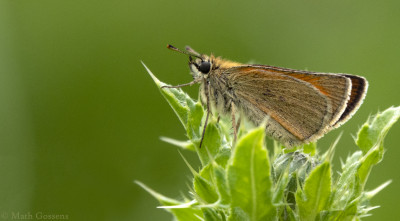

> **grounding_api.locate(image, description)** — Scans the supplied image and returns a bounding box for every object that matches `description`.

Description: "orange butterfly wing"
[223,66,353,141]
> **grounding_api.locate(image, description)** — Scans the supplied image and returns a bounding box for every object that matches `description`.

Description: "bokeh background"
[1,0,399,220]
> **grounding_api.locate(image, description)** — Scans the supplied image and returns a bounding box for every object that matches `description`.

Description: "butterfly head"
[189,55,212,77]
[167,44,213,78]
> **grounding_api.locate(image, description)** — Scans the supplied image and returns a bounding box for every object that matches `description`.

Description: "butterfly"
[163,44,368,148]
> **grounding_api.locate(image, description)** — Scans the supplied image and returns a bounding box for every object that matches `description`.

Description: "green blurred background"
[1,0,399,220]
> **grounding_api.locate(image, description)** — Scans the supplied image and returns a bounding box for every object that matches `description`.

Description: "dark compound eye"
[198,61,211,74]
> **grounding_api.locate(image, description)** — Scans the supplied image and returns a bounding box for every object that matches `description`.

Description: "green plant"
[137,63,400,221]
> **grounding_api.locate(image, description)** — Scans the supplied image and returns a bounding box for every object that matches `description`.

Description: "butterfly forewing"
[223,66,333,142]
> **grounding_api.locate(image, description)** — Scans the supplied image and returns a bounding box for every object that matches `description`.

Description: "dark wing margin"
[333,74,368,127]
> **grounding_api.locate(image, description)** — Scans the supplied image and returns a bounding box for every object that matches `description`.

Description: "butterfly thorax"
[211,55,243,71]
[190,55,244,117]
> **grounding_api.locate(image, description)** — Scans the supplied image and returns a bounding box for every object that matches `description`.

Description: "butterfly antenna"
[185,46,201,57]
[167,44,202,59]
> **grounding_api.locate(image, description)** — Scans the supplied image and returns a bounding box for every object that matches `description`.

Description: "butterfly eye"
[198,61,211,74]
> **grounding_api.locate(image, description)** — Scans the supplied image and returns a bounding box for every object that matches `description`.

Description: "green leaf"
[330,106,400,211]
[356,106,400,153]
[331,151,362,210]
[227,126,276,221]
[355,108,399,189]
[146,64,188,126]
[337,199,359,221]
[272,140,284,160]
[357,146,382,186]
[214,164,231,205]
[282,206,297,221]
[215,147,231,168]
[202,208,226,221]
[186,99,204,139]
[273,168,291,220]
[303,142,317,156]
[194,169,219,204]
[160,137,196,151]
[364,180,391,200]
[135,181,203,220]
[296,161,332,221]
[229,207,251,221]
[196,121,224,166]
[143,62,204,140]
[273,151,319,208]
[272,168,289,205]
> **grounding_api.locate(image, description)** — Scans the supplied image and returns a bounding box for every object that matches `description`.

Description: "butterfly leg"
[161,78,201,89]
[231,102,238,146]
[199,79,211,148]
[235,116,241,135]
